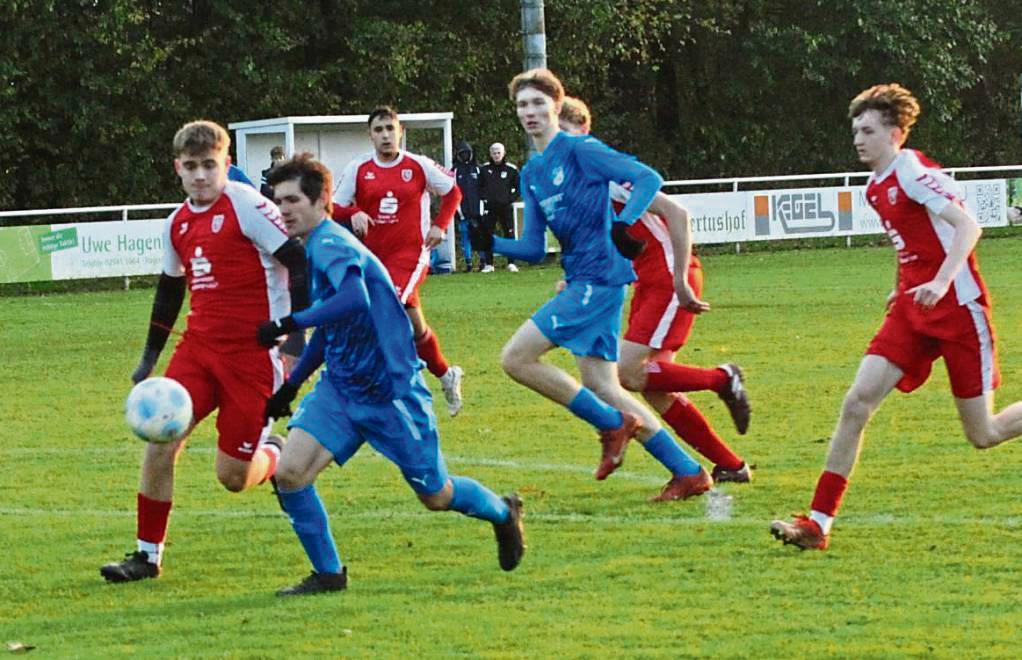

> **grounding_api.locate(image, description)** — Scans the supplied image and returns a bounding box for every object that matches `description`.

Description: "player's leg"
[771,354,902,549]
[275,380,362,596]
[579,354,709,497]
[101,342,212,582]
[500,319,580,402]
[373,376,525,571]
[497,206,518,271]
[956,394,1022,449]
[405,301,464,416]
[458,217,474,272]
[212,348,285,492]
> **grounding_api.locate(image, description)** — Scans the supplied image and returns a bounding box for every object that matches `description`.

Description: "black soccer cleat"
[493,494,526,571]
[712,462,753,483]
[100,550,161,583]
[276,568,348,597]
[717,363,751,435]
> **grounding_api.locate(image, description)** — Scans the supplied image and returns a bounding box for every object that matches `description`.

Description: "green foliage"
[1,239,1021,655]
[1,0,1020,211]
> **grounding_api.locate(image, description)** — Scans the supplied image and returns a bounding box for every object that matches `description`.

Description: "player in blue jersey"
[489,68,713,501]
[256,154,526,596]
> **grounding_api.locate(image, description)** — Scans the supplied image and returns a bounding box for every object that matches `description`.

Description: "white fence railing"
[2,166,1020,284]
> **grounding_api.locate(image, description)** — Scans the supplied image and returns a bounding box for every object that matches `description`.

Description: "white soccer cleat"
[1008,206,1022,226]
[440,365,464,416]
[481,265,495,273]
[506,263,519,273]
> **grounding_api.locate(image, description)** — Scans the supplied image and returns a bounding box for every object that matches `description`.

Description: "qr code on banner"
[970,183,1003,225]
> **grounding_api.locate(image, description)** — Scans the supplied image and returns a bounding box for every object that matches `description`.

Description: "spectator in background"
[480,142,520,272]
[261,146,286,199]
[453,141,484,272]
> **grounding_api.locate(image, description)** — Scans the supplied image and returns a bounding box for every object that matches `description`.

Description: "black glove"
[611,222,646,259]
[257,316,298,348]
[131,347,160,384]
[265,381,300,420]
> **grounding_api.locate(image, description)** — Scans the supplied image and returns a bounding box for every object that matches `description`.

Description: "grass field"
[2,238,1021,658]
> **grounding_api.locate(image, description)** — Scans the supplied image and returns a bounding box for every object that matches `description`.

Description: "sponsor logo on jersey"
[552,166,565,187]
[211,214,224,233]
[888,187,898,205]
[364,171,376,180]
[401,168,413,182]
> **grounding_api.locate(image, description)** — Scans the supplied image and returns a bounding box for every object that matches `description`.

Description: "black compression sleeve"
[144,273,186,355]
[273,238,310,313]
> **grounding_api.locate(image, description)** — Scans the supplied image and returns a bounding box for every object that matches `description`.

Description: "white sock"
[809,510,834,535]
[137,540,164,565]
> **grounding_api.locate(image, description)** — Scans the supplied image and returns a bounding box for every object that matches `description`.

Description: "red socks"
[645,362,728,393]
[661,395,743,470]
[810,471,848,517]
[137,492,172,544]
[415,327,450,378]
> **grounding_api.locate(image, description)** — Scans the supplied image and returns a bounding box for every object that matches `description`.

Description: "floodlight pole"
[521,0,546,158]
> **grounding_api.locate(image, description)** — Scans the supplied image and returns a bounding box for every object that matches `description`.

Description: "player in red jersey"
[771,84,1022,550]
[333,107,465,416]
[559,97,753,499]
[101,121,310,582]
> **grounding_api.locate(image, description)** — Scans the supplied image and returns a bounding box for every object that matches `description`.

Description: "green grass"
[1,238,1021,658]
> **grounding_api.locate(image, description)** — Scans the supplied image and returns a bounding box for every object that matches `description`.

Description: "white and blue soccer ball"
[124,377,193,443]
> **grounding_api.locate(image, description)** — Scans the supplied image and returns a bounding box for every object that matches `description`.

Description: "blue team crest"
[552,166,565,187]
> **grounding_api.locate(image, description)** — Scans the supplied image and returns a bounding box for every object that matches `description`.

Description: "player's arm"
[334,160,370,237]
[490,175,547,262]
[651,193,710,314]
[257,264,369,346]
[907,202,982,309]
[272,238,310,358]
[424,166,463,248]
[264,327,326,420]
[577,138,663,225]
[132,273,186,383]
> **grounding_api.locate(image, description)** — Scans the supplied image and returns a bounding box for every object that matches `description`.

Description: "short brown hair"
[173,120,230,157]
[560,96,591,132]
[368,105,399,126]
[508,68,564,103]
[848,84,921,137]
[266,153,333,215]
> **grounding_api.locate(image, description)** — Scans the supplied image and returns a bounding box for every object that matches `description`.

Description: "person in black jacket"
[452,141,484,272]
[480,142,520,272]
[260,146,285,199]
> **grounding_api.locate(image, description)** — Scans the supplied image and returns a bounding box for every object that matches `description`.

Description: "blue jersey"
[302,221,419,403]
[500,132,662,286]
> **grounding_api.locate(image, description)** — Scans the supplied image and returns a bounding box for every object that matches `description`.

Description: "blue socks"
[643,429,702,477]
[448,476,510,523]
[568,387,624,431]
[278,484,343,575]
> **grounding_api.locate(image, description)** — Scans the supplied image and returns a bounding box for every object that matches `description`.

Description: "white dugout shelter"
[228,113,456,271]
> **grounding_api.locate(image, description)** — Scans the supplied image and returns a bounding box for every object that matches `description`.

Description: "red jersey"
[866,149,986,306]
[334,150,458,273]
[163,181,290,350]
[610,182,700,287]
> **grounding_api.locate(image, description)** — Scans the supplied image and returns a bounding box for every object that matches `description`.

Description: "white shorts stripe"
[648,295,680,350]
[400,248,431,305]
[965,301,995,393]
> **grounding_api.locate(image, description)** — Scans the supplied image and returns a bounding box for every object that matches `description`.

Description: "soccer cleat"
[651,467,713,502]
[440,365,465,416]
[276,568,348,597]
[506,263,519,273]
[717,363,751,435]
[481,264,495,273]
[594,412,642,480]
[493,494,526,571]
[712,462,753,483]
[770,514,830,550]
[100,550,161,583]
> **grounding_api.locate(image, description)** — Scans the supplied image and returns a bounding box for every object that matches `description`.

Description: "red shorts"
[624,264,704,351]
[164,338,282,460]
[383,249,430,308]
[867,296,1000,399]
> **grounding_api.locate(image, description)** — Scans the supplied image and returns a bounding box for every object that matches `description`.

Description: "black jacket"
[480,159,519,207]
[453,142,483,219]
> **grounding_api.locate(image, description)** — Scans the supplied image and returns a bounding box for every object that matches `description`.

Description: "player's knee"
[618,365,645,392]
[417,492,449,511]
[216,469,248,493]
[841,387,877,423]
[500,346,525,379]
[274,463,306,491]
[963,424,996,450]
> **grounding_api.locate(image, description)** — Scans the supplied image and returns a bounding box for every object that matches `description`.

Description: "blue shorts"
[288,372,450,495]
[531,281,625,361]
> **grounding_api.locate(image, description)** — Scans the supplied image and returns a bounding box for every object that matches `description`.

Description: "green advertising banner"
[0,225,54,283]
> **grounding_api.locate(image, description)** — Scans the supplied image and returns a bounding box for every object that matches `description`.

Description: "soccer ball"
[125,377,193,443]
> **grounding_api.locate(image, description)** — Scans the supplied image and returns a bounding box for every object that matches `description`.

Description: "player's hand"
[424,225,445,249]
[265,381,300,420]
[885,289,897,310]
[257,316,298,348]
[131,348,160,384]
[674,278,710,314]
[611,223,645,259]
[351,211,371,237]
[555,279,567,293]
[907,279,950,310]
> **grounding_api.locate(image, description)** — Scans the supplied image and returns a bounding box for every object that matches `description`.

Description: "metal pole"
[520,0,546,158]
